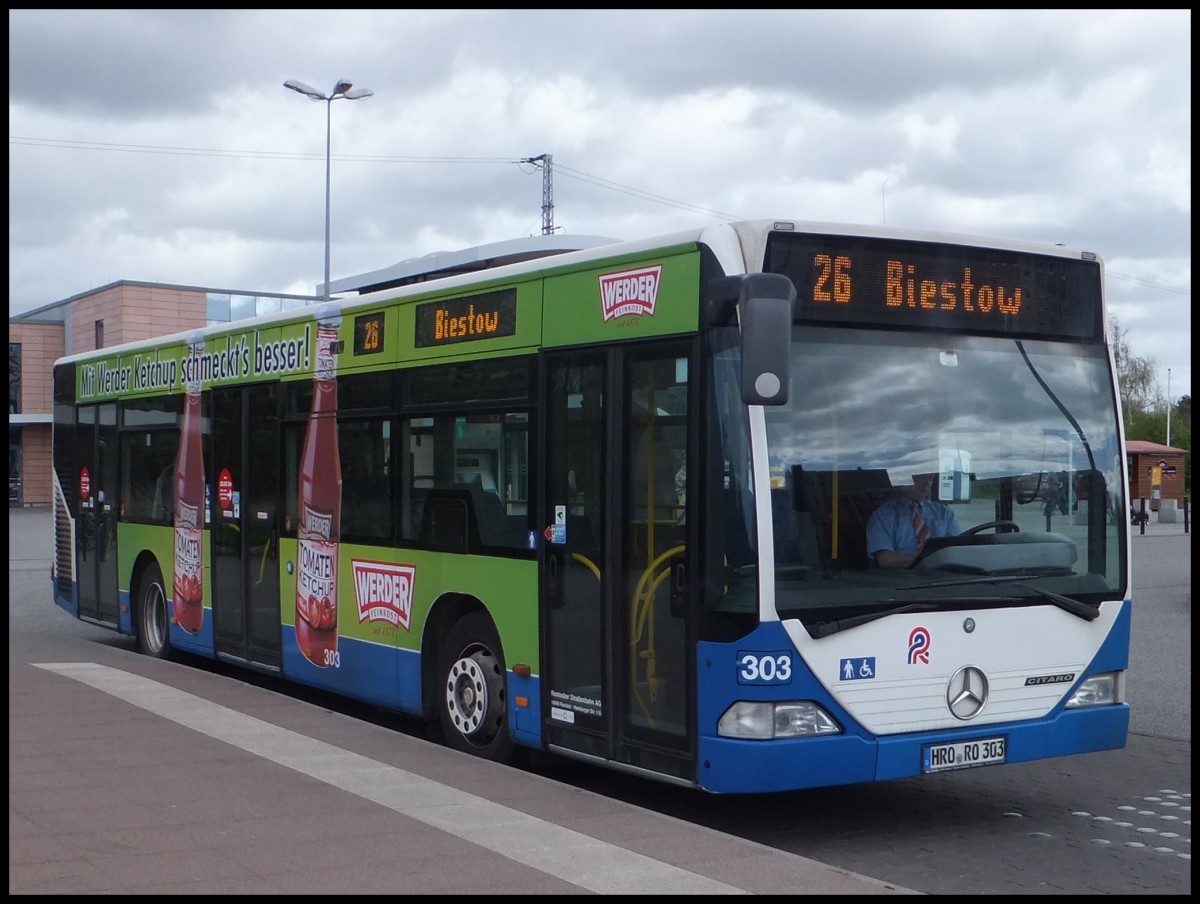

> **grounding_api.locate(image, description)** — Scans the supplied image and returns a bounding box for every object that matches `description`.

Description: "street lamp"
[284,78,374,301]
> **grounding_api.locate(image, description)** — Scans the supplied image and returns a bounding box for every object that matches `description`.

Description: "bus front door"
[74,402,120,625]
[210,383,282,670]
[542,343,695,783]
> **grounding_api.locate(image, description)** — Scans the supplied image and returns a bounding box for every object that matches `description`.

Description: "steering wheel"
[961,520,1020,536]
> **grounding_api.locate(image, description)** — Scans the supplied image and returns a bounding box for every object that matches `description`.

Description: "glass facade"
[206,293,231,323]
[206,292,322,327]
[230,294,258,321]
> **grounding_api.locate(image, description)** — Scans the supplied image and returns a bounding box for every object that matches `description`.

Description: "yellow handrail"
[629,543,685,725]
[255,535,272,586]
[570,552,601,580]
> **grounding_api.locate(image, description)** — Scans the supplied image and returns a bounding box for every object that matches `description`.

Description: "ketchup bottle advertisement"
[173,334,206,634]
[295,309,343,667]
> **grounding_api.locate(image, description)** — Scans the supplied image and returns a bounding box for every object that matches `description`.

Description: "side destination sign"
[414,289,517,348]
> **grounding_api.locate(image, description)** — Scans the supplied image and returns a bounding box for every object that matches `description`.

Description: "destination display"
[353,311,385,356]
[765,231,1103,340]
[414,289,517,348]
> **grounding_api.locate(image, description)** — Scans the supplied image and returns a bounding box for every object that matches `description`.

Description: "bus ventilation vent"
[53,474,76,599]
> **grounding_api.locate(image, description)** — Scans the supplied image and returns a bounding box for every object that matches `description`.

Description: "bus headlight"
[1065,671,1124,708]
[717,701,841,739]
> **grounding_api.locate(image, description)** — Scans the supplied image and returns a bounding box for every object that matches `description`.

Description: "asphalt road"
[521,515,1192,894]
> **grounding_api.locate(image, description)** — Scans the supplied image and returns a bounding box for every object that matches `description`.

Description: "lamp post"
[284,78,374,301]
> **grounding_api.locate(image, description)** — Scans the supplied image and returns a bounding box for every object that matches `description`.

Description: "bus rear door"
[209,383,283,669]
[74,402,120,625]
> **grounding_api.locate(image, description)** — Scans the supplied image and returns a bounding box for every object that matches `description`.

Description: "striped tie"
[911,500,930,548]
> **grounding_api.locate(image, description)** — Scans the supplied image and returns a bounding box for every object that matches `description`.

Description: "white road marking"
[34,661,748,895]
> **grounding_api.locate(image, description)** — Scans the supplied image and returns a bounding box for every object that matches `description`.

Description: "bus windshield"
[761,326,1126,629]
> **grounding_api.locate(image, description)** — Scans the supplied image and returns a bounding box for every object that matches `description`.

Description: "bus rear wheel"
[136,562,171,659]
[437,611,514,763]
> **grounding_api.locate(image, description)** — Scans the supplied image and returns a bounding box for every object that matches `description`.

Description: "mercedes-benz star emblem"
[947,665,989,720]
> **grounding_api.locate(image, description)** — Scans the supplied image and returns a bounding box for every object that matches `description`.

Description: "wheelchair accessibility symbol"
[840,657,876,681]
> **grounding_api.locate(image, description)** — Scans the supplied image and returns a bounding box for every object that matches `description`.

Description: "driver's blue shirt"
[866,498,963,559]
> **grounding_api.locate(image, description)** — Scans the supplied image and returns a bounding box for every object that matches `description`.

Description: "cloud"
[8,9,1191,399]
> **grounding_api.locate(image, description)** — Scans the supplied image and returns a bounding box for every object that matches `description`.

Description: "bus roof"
[53,218,1100,367]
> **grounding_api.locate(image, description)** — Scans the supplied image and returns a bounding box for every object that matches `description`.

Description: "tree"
[1175,394,1191,421]
[1165,394,1192,496]
[1112,317,1191,495]
[1110,317,1159,425]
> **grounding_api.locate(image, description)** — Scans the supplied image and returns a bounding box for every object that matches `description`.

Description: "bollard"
[1158,498,1179,524]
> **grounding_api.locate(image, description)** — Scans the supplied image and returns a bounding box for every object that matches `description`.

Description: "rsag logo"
[351,559,415,630]
[907,626,931,665]
[598,265,662,321]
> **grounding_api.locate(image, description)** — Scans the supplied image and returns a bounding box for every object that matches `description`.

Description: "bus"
[50,219,1131,794]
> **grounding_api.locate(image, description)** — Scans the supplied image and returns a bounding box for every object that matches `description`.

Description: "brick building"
[1125,439,1188,512]
[9,233,614,506]
[10,282,323,506]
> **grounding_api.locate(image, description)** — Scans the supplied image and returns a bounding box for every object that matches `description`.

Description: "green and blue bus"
[51,219,1131,793]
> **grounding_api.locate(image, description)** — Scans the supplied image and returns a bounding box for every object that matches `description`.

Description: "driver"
[867,472,962,568]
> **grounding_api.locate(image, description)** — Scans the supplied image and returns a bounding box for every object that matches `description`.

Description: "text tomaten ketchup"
[295,312,343,667]
[173,335,205,634]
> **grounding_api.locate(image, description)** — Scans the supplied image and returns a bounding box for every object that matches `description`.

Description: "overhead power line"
[12,133,748,222]
[551,162,745,221]
[9,135,1192,297]
[10,135,510,164]
[1105,270,1190,297]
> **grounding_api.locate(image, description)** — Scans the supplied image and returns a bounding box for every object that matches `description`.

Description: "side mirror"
[739,274,796,405]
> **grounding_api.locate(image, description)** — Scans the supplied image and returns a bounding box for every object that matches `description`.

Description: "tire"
[437,611,515,763]
[136,562,171,659]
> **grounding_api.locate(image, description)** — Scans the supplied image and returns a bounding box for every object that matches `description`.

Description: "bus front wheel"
[136,562,171,659]
[437,611,514,763]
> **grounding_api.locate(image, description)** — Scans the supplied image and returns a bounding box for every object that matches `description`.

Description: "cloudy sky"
[9,9,1191,401]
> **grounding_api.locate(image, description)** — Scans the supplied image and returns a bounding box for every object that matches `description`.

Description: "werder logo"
[598,264,662,321]
[176,500,200,530]
[352,559,415,630]
[301,504,333,539]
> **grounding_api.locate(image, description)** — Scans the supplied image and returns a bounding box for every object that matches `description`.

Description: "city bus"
[50,219,1131,794]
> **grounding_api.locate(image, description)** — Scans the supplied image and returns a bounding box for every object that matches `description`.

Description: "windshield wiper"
[908,574,1097,621]
[909,572,1062,590]
[808,578,1098,637]
[809,602,941,638]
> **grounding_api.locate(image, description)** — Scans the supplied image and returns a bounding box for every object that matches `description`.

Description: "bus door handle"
[670,560,686,617]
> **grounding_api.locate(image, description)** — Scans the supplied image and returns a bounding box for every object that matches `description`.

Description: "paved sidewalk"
[10,505,918,895]
[9,503,1186,894]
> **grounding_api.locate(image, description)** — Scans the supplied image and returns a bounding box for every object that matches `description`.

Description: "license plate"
[922,736,1006,773]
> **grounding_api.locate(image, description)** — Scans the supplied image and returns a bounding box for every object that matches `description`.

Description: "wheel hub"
[446,649,502,740]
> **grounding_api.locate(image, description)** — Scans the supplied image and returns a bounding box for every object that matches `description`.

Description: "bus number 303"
[737,652,793,685]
